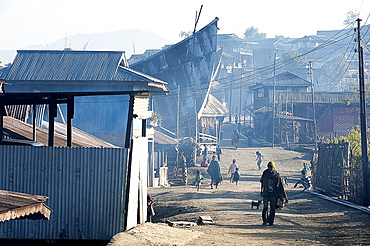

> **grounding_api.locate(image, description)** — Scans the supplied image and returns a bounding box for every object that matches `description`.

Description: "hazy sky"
[1,0,369,50]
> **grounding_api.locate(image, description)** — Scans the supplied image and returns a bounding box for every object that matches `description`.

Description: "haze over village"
[1,1,370,245]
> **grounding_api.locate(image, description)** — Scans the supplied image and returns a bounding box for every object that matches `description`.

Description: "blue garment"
[216,147,222,160]
[302,165,310,175]
[216,147,222,155]
[232,171,240,182]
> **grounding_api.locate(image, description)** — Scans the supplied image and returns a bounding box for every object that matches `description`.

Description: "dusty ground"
[109,123,370,246]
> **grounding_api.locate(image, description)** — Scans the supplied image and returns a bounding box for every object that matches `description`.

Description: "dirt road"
[109,123,370,246]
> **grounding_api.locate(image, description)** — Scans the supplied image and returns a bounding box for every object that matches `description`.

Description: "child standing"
[228,159,238,182]
[232,167,241,185]
[256,151,263,170]
[195,170,203,191]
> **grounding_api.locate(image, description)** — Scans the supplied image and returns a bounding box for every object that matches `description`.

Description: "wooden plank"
[166,220,197,227]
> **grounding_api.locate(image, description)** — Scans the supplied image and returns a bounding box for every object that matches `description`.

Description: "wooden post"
[125,94,135,149]
[229,59,234,122]
[0,104,3,145]
[142,119,146,137]
[33,104,37,141]
[48,98,57,147]
[309,61,318,151]
[67,97,74,147]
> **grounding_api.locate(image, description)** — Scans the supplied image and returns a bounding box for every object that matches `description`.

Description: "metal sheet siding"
[0,146,128,240]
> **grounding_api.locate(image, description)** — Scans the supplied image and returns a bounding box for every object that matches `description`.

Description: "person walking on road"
[260,161,288,226]
[207,155,222,189]
[256,151,263,170]
[228,159,238,182]
[232,129,240,149]
[203,145,208,161]
[216,145,222,161]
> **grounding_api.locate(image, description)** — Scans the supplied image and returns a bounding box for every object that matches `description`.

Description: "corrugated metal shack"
[0,50,168,240]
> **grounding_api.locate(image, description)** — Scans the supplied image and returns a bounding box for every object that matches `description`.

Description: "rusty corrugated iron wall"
[0,146,128,240]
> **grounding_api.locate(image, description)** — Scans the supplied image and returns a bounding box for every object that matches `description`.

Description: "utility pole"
[356,18,369,206]
[194,99,197,142]
[229,59,234,122]
[309,61,318,151]
[239,60,243,124]
[272,52,276,148]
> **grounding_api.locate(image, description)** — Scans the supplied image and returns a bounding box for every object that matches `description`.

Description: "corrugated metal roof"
[1,50,168,94]
[217,34,245,42]
[0,190,50,222]
[249,71,311,90]
[0,66,10,78]
[199,94,229,118]
[7,50,123,81]
[154,129,178,145]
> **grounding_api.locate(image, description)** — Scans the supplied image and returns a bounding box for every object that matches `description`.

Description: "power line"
[152,22,360,101]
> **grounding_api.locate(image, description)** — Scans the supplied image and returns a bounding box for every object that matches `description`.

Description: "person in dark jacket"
[260,161,288,226]
[207,155,222,189]
[232,167,241,185]
[147,195,155,222]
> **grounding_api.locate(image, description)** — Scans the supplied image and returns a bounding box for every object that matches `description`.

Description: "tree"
[243,26,266,41]
[343,9,359,27]
[179,30,192,39]
[280,50,306,72]
[344,84,370,106]
[331,124,370,168]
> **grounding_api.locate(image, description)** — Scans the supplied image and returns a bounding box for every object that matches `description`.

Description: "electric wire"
[88,18,367,105]
[155,30,357,101]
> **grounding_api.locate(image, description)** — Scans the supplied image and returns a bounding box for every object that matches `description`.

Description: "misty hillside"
[0,29,172,64]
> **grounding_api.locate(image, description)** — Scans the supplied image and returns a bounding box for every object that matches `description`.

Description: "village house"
[0,49,168,242]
